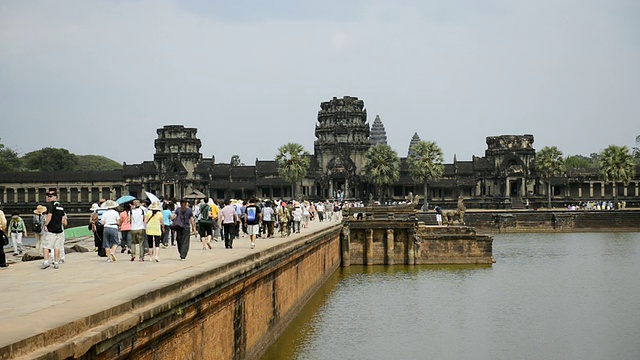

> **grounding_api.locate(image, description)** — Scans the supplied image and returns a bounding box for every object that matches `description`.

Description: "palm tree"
[275,143,310,199]
[407,140,444,210]
[364,144,400,202]
[536,146,565,209]
[599,145,636,205]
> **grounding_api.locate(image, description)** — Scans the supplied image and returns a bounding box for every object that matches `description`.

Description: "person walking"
[144,201,165,262]
[119,203,132,254]
[129,200,146,261]
[218,199,239,249]
[32,205,47,253]
[292,204,302,233]
[197,199,213,250]
[100,200,121,262]
[244,197,262,249]
[161,201,172,247]
[9,211,27,256]
[277,202,290,237]
[174,199,195,260]
[262,201,275,238]
[42,190,67,270]
[0,208,7,268]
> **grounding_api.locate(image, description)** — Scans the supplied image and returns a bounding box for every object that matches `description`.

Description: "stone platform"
[0,220,339,359]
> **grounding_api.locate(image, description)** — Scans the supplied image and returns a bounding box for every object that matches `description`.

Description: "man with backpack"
[244,197,262,249]
[198,199,213,250]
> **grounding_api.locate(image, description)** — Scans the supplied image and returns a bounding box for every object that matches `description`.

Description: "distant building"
[0,96,638,211]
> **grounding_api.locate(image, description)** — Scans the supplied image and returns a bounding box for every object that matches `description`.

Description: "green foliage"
[76,155,122,171]
[0,142,21,172]
[407,141,444,184]
[599,145,635,185]
[275,143,310,197]
[23,147,79,172]
[564,154,595,169]
[536,146,564,209]
[364,144,400,200]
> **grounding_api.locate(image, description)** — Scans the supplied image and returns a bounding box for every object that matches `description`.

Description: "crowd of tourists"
[0,193,349,269]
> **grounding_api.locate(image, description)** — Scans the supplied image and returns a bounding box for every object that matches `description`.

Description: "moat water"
[262,232,640,360]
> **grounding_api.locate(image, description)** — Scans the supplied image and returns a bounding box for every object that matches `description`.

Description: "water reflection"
[262,233,640,360]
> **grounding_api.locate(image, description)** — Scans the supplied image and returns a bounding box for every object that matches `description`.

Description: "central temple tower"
[313,96,371,199]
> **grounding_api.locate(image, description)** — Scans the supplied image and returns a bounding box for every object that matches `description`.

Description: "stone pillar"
[589,182,594,197]
[407,228,415,265]
[13,187,18,203]
[340,226,350,267]
[505,178,510,197]
[67,187,71,203]
[521,179,525,197]
[601,182,605,197]
[578,184,582,198]
[365,229,373,266]
[636,182,639,197]
[385,229,394,265]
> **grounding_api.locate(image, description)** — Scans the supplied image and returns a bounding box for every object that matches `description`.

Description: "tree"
[275,143,310,199]
[22,147,79,171]
[536,146,564,209]
[0,142,21,172]
[230,155,244,166]
[599,145,635,205]
[364,144,400,202]
[76,155,123,171]
[407,140,444,210]
[564,154,594,170]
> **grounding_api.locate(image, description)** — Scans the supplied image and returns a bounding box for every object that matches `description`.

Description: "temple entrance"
[333,179,345,199]
[509,179,522,197]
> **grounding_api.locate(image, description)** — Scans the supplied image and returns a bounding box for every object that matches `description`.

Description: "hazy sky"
[1,0,638,165]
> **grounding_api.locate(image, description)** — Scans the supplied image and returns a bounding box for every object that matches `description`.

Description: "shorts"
[44,232,65,250]
[247,224,260,236]
[198,222,213,237]
[436,214,442,222]
[103,227,120,248]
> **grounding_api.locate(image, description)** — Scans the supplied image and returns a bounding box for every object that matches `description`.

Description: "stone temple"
[0,95,639,212]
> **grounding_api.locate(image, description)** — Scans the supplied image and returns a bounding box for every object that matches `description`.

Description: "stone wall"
[2,226,341,360]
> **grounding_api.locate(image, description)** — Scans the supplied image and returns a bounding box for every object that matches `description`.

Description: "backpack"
[11,219,20,232]
[246,207,256,222]
[199,204,212,224]
[33,217,42,233]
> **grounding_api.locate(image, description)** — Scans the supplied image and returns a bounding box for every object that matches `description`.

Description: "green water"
[262,232,640,360]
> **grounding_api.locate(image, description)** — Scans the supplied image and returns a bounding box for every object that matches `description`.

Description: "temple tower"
[153,125,203,199]
[314,96,371,199]
[370,115,388,145]
[408,132,421,157]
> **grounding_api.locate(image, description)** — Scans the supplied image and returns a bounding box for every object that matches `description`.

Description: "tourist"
[209,198,220,241]
[219,199,239,249]
[197,199,213,250]
[244,197,261,249]
[174,199,196,260]
[129,200,146,261]
[301,201,310,228]
[119,203,132,254]
[0,207,7,268]
[434,205,443,226]
[42,190,67,269]
[292,203,302,233]
[161,201,172,247]
[262,201,275,238]
[144,201,164,262]
[100,200,121,262]
[90,200,108,257]
[316,201,325,222]
[32,205,47,253]
[8,211,27,256]
[277,202,290,237]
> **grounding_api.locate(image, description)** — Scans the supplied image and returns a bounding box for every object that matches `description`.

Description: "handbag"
[1,230,8,246]
[170,211,185,231]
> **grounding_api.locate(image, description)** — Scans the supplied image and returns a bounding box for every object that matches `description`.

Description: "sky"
[1,0,639,165]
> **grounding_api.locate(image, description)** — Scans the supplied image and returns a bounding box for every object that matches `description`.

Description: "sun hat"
[101,200,119,209]
[148,201,162,211]
[89,203,100,212]
[33,205,48,215]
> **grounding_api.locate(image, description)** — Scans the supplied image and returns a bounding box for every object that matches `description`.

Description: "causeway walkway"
[0,220,339,356]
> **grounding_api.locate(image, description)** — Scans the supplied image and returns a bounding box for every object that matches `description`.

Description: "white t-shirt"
[130,208,146,230]
[101,209,120,228]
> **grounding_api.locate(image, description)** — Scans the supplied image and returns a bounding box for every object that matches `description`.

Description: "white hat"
[148,201,162,211]
[101,200,119,209]
[89,203,100,212]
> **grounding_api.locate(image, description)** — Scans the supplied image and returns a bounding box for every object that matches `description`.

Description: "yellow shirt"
[145,211,164,236]
[210,205,219,220]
